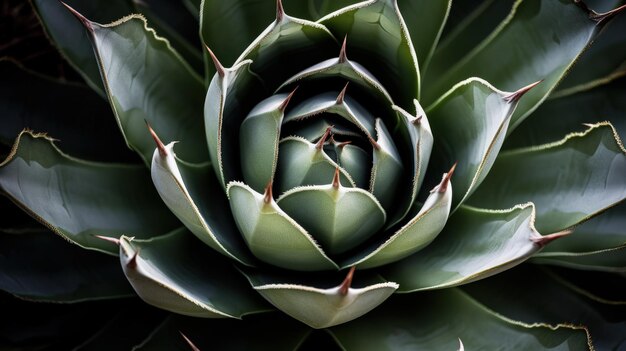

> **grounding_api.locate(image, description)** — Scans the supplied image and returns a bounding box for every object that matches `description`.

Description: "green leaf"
[532,245,626,273]
[397,0,451,73]
[369,119,403,212]
[319,0,420,108]
[239,93,291,192]
[283,0,360,21]
[150,140,254,265]
[383,204,556,292]
[469,123,626,234]
[425,78,521,208]
[81,13,207,164]
[277,182,386,255]
[0,59,135,163]
[423,0,621,131]
[343,167,452,269]
[241,268,398,329]
[119,228,269,318]
[132,313,310,351]
[0,229,133,302]
[464,265,625,350]
[504,75,626,149]
[330,289,591,350]
[31,0,136,96]
[227,182,338,271]
[0,131,179,255]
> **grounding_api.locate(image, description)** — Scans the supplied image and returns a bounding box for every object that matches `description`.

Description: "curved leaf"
[78,11,207,164]
[470,123,626,234]
[383,204,559,292]
[283,0,360,21]
[241,267,397,329]
[0,131,179,255]
[319,0,420,109]
[330,289,591,350]
[119,228,269,319]
[369,119,403,212]
[0,229,133,302]
[150,140,254,265]
[532,245,626,273]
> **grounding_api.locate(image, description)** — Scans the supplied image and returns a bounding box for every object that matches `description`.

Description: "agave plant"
[1,0,625,349]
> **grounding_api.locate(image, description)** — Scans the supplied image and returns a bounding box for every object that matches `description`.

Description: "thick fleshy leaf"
[227,182,338,271]
[383,204,559,292]
[425,78,521,207]
[344,168,452,269]
[119,228,269,318]
[0,131,179,255]
[464,265,626,350]
[0,229,133,302]
[469,123,626,234]
[319,0,420,108]
[241,268,398,329]
[31,0,136,96]
[397,0,451,72]
[277,182,386,255]
[532,245,626,273]
[239,93,291,192]
[275,136,355,193]
[423,0,624,131]
[0,59,135,163]
[336,144,370,189]
[76,11,207,164]
[330,289,591,350]
[505,75,626,149]
[132,313,310,351]
[369,119,403,211]
[150,141,254,265]
[283,0,360,21]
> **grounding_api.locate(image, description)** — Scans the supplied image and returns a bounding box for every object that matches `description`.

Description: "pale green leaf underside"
[0,132,179,255]
[119,228,269,318]
[330,289,590,350]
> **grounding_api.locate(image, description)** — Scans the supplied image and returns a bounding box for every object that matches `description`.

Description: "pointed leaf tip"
[145,120,168,158]
[336,82,349,104]
[264,180,274,204]
[368,135,381,150]
[586,3,626,23]
[339,266,356,296]
[412,115,423,125]
[339,36,348,63]
[204,45,225,78]
[276,0,285,22]
[279,86,298,112]
[504,80,543,103]
[531,229,573,247]
[180,332,201,351]
[316,126,333,149]
[59,2,93,32]
[458,339,465,351]
[94,235,120,245]
[332,167,341,188]
[437,162,457,193]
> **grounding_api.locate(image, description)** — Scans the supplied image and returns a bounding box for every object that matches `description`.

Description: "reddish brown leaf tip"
[276,0,285,22]
[338,35,348,63]
[531,229,573,247]
[332,167,341,188]
[339,266,356,296]
[60,2,93,32]
[438,162,457,193]
[94,235,121,246]
[263,180,273,204]
[412,115,423,125]
[589,3,626,23]
[368,135,381,150]
[180,332,201,351]
[504,80,542,103]
[204,45,225,78]
[279,86,298,112]
[145,120,168,158]
[316,126,333,150]
[336,140,352,148]
[336,82,349,104]
[127,251,139,269]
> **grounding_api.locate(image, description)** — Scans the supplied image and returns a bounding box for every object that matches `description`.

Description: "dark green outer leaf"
[0,59,136,163]
[469,123,626,234]
[0,131,180,255]
[330,289,591,350]
[283,0,360,21]
[88,15,207,164]
[0,229,133,302]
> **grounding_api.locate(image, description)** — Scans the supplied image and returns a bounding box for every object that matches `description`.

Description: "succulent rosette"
[1,0,626,349]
